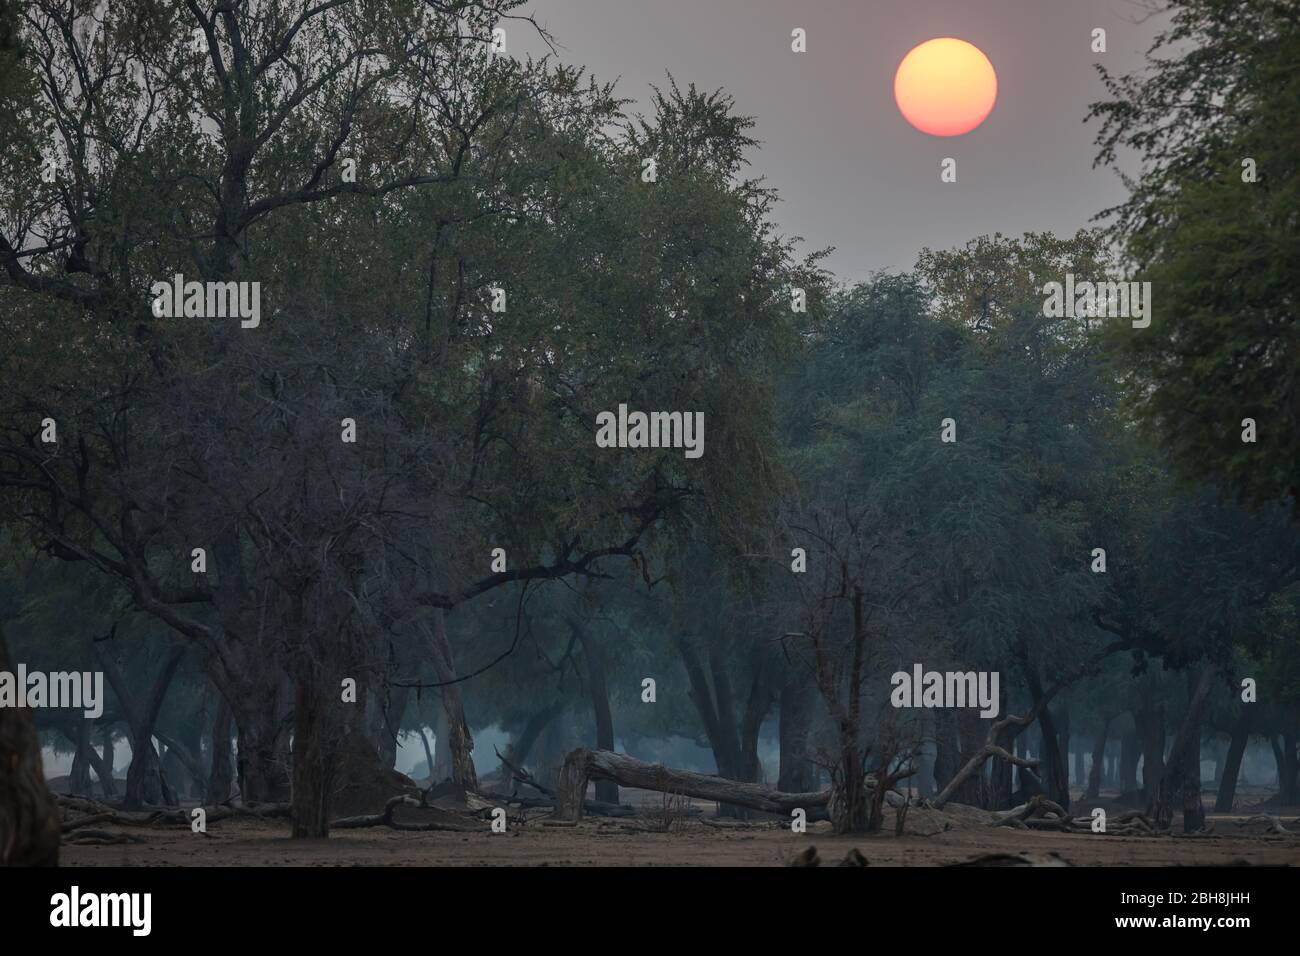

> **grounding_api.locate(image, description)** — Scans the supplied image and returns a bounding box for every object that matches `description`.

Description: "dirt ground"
[60,789,1300,867]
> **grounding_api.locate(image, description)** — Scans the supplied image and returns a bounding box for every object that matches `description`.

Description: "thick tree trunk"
[207,694,234,804]
[1135,704,1165,802]
[374,683,410,771]
[237,707,292,804]
[85,725,117,800]
[1150,666,1215,831]
[1214,708,1251,812]
[932,708,957,797]
[778,676,818,793]
[96,643,186,810]
[674,637,741,779]
[124,740,174,810]
[555,748,830,821]
[574,620,617,804]
[430,703,453,784]
[737,666,773,785]
[528,709,573,791]
[1039,720,1068,808]
[953,711,989,807]
[833,745,870,833]
[1086,716,1112,800]
[426,610,476,790]
[290,676,335,839]
[1282,734,1300,805]
[988,681,1016,810]
[0,626,61,865]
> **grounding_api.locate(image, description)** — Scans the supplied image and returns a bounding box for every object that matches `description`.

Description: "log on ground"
[554,748,831,822]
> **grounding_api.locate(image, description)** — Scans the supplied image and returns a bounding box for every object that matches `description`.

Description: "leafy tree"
[1089,0,1300,510]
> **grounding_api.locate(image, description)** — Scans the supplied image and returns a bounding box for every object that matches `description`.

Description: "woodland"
[0,0,1298,866]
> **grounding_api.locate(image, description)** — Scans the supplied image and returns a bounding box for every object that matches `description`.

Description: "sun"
[894,38,998,137]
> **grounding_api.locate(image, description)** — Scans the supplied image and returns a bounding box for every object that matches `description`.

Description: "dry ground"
[59,789,1300,867]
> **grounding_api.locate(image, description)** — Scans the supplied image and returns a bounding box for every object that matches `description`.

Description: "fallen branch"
[480,790,637,818]
[331,794,478,832]
[933,641,1129,810]
[64,830,145,846]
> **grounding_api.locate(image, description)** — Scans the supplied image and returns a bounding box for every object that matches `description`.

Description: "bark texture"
[0,626,61,866]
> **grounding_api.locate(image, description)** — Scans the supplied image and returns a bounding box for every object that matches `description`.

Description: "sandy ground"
[59,794,1300,867]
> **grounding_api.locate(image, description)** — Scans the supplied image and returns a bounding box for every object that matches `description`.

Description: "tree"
[1089,0,1300,511]
[0,3,818,838]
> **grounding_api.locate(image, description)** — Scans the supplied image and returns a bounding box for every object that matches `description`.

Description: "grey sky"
[520,0,1162,283]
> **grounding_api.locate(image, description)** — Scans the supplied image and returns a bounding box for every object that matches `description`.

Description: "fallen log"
[63,830,145,846]
[480,790,638,818]
[554,748,831,822]
[1236,814,1290,835]
[330,795,478,832]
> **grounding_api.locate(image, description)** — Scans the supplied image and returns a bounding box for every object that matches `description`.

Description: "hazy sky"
[520,0,1163,283]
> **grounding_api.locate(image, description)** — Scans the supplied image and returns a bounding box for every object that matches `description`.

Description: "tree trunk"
[574,620,617,804]
[673,637,741,779]
[69,720,93,796]
[85,725,117,800]
[207,694,234,804]
[498,701,564,787]
[1058,701,1072,789]
[1135,704,1165,802]
[1214,708,1251,812]
[101,726,116,786]
[236,702,292,803]
[988,681,1016,810]
[778,676,818,793]
[373,683,410,771]
[1120,726,1140,794]
[1283,734,1299,805]
[425,609,476,790]
[1150,666,1215,831]
[1038,720,1067,807]
[0,626,61,865]
[1086,716,1112,800]
[932,708,957,797]
[290,676,335,838]
[953,710,988,807]
[417,726,435,783]
[555,748,830,821]
[95,642,186,810]
[737,665,773,785]
[430,702,453,784]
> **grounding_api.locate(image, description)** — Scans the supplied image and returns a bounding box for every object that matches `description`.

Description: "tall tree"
[1089,0,1300,511]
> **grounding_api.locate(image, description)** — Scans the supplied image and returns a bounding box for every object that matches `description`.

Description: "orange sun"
[894,38,997,137]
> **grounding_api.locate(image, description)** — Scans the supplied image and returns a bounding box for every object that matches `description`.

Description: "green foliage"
[1090,0,1300,510]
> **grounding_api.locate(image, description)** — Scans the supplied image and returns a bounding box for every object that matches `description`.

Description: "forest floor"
[59,786,1300,867]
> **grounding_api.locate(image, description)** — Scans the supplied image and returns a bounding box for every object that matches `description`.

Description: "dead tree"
[932,640,1128,809]
[554,749,832,822]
